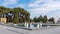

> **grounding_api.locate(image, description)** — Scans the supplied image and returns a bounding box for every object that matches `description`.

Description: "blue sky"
[0,0,60,20]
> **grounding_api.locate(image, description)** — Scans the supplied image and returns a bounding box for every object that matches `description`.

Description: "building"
[0,18,7,24]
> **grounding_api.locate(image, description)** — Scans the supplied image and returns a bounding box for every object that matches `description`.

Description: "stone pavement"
[0,25,60,34]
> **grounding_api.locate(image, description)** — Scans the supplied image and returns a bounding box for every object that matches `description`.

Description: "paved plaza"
[0,25,60,34]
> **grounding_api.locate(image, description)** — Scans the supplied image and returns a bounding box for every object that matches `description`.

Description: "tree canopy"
[48,17,55,24]
[33,15,55,24]
[0,6,30,23]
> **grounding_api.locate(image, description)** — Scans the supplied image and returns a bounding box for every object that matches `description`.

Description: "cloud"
[22,0,60,19]
[27,0,60,16]
[16,4,25,8]
[28,0,54,7]
[2,0,18,6]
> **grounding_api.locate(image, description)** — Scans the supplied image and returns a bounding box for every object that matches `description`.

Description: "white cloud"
[28,0,42,7]
[27,0,60,19]
[28,0,54,7]
[28,0,60,15]
[16,4,26,8]
[2,0,18,6]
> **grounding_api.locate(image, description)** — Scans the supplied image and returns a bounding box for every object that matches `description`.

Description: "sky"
[0,0,60,21]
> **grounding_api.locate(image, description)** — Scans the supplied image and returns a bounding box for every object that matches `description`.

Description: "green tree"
[48,17,55,24]
[25,12,30,23]
[33,17,37,22]
[43,15,47,23]
[0,6,30,23]
[13,7,30,23]
[37,15,43,22]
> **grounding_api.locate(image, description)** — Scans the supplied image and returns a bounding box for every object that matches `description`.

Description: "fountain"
[24,22,27,27]
[24,22,29,28]
[37,24,40,28]
[30,23,34,28]
[20,22,48,30]
[26,23,28,28]
[40,23,42,27]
